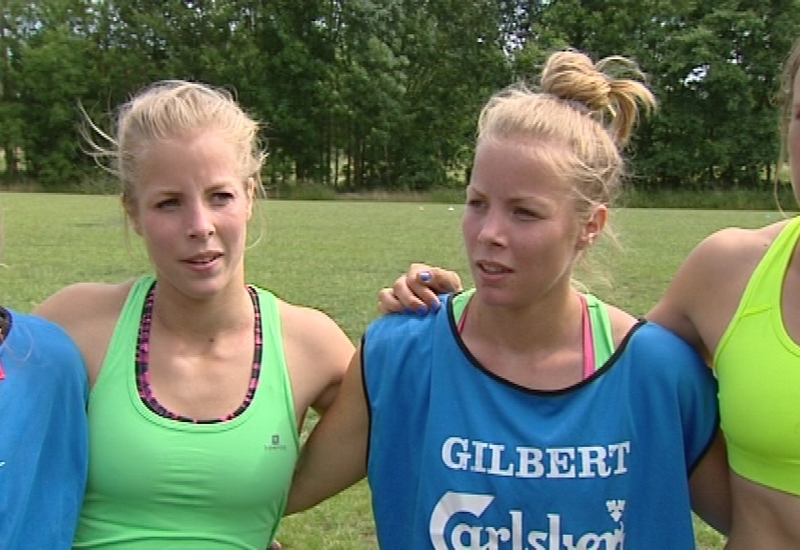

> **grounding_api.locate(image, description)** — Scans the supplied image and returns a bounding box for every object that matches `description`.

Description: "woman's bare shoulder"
[277,300,349,341]
[276,299,354,373]
[682,222,785,290]
[692,221,786,269]
[35,280,134,324]
[276,299,355,414]
[646,220,789,358]
[604,303,638,347]
[33,279,136,384]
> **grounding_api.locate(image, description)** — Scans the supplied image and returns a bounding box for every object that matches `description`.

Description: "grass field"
[2,192,786,548]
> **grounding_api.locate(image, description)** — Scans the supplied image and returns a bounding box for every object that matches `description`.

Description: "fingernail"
[430,300,441,312]
[402,307,413,314]
[419,271,431,282]
[416,305,429,315]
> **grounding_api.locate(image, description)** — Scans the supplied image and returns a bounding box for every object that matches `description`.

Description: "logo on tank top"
[430,491,626,549]
[264,433,287,451]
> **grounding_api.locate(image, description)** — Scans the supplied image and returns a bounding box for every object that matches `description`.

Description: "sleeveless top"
[73,276,299,549]
[0,309,88,549]
[363,292,718,549]
[715,216,800,495]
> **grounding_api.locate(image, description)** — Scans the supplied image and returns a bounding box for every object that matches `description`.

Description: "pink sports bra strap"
[457,300,469,334]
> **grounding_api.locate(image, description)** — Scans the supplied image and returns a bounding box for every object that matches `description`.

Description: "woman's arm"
[285,346,370,515]
[689,430,731,535]
[646,227,766,364]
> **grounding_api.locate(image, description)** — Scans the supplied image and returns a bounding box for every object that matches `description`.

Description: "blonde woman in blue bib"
[288,49,730,548]
[386,38,800,550]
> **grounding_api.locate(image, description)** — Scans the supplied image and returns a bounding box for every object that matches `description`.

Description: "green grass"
[2,192,787,549]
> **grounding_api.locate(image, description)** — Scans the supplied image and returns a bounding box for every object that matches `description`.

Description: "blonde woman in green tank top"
[34,81,355,548]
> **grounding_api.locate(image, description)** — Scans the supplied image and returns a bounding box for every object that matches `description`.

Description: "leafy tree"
[0,0,26,183]
[384,0,509,190]
[4,0,799,194]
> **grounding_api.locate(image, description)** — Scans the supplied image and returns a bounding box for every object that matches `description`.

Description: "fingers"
[376,274,437,314]
[376,264,464,315]
[377,285,406,314]
[392,272,441,313]
[416,267,463,294]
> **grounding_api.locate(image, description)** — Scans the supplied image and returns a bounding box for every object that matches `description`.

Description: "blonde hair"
[82,80,267,213]
[477,49,656,234]
[777,37,800,199]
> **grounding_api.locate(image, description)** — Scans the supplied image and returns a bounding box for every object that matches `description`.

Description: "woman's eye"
[514,208,537,219]
[211,192,235,205]
[156,198,179,209]
[466,198,484,208]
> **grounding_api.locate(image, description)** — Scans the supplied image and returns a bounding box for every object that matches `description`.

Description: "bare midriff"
[725,471,800,550]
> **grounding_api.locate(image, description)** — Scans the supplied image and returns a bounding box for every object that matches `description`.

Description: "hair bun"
[540,50,612,113]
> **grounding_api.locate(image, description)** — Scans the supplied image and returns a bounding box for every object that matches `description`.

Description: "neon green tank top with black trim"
[715,216,800,496]
[73,276,299,549]
[452,289,616,372]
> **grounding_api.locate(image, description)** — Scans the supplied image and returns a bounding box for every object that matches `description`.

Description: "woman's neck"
[461,289,587,389]
[464,288,583,354]
[151,281,254,340]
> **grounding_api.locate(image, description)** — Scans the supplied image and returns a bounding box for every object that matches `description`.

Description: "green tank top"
[451,289,616,372]
[715,216,800,495]
[74,276,299,548]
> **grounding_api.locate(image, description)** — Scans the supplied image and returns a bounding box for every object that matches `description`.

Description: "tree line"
[1,0,798,193]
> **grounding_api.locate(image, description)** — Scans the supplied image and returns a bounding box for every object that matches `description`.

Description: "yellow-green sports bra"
[715,215,800,495]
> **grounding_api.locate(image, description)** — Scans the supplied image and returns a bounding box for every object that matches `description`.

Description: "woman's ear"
[578,204,607,250]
